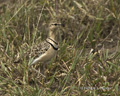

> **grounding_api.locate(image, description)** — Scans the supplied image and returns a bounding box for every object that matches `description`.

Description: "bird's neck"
[49,31,57,42]
[47,31,59,50]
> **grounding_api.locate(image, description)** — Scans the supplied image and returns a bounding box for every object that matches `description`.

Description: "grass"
[0,0,120,96]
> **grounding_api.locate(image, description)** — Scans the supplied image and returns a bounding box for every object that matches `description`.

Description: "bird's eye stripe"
[50,23,62,26]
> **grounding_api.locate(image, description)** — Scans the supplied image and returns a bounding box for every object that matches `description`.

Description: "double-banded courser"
[15,21,63,77]
[29,22,62,66]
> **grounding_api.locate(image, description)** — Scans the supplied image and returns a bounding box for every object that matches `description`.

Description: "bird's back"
[14,40,50,64]
[25,40,50,61]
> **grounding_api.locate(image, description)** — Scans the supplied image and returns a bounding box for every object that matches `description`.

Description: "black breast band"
[48,38,58,45]
[46,40,58,50]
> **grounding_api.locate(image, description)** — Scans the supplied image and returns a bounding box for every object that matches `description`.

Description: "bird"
[29,21,62,66]
[14,20,63,77]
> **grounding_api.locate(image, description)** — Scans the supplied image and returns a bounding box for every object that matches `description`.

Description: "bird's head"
[49,21,64,42]
[49,22,62,31]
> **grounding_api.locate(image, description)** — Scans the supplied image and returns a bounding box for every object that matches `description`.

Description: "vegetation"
[0,0,120,95]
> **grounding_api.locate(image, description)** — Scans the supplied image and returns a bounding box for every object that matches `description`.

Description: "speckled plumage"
[14,41,50,64]
[26,40,50,60]
[27,37,58,66]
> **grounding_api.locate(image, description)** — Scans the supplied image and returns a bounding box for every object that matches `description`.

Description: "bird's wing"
[26,40,50,60]
[14,40,50,63]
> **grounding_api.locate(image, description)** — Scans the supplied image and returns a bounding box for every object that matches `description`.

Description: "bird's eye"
[50,24,57,26]
[50,23,61,26]
[54,24,57,26]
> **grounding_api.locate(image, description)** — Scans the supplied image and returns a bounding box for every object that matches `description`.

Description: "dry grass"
[0,0,120,95]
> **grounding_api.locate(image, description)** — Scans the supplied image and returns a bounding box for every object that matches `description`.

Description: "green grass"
[0,0,120,96]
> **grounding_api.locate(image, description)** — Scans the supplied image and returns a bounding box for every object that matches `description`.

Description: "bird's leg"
[31,67,46,78]
[41,62,47,75]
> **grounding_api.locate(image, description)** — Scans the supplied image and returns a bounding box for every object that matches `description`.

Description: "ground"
[0,0,120,96]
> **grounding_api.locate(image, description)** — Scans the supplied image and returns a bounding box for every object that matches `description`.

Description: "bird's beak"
[59,23,65,27]
[55,23,65,27]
